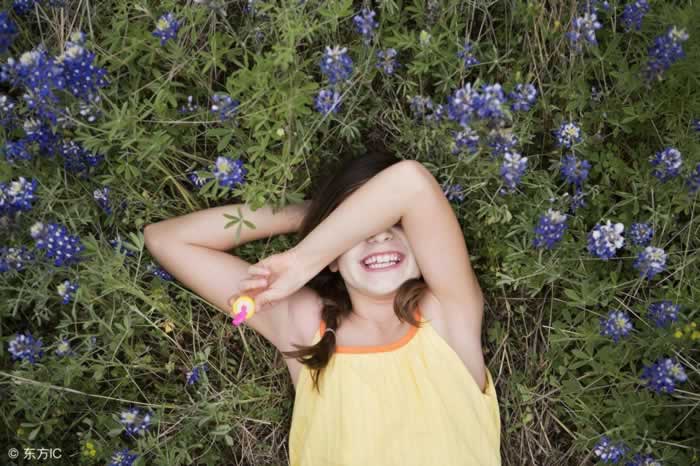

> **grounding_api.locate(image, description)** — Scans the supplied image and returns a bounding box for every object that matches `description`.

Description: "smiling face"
[328,223,422,296]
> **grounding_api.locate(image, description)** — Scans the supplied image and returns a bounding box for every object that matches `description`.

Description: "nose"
[369,229,393,242]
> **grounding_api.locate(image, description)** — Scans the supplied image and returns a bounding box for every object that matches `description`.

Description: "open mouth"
[361,255,404,272]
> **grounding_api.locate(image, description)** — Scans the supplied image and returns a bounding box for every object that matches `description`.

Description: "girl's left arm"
[295,160,484,339]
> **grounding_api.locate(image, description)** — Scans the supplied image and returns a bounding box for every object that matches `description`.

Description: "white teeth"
[367,261,399,269]
[363,254,400,265]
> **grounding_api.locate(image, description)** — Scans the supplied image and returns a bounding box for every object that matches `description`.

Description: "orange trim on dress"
[320,307,422,354]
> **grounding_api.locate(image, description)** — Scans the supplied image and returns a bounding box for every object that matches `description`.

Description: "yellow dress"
[289,306,502,466]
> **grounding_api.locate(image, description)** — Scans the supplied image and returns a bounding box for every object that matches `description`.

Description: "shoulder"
[287,286,324,347]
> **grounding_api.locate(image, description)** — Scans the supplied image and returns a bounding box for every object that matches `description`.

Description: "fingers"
[240,277,267,291]
[248,265,270,275]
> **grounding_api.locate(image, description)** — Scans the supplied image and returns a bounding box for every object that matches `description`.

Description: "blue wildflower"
[57,279,79,304]
[0,11,18,53]
[566,12,602,52]
[1,176,38,215]
[314,88,342,115]
[457,41,479,67]
[54,337,75,357]
[600,309,634,343]
[473,83,506,121]
[108,447,138,466]
[621,0,650,32]
[148,262,173,280]
[186,363,209,385]
[507,83,537,112]
[0,246,35,272]
[210,155,246,190]
[486,129,518,159]
[2,139,32,163]
[533,209,568,250]
[447,83,478,128]
[451,127,479,156]
[353,8,379,45]
[633,246,667,280]
[647,300,680,328]
[94,186,114,215]
[375,48,400,75]
[31,221,86,267]
[587,220,624,260]
[553,121,583,149]
[58,31,109,102]
[641,357,687,394]
[643,26,689,83]
[628,222,653,246]
[179,95,199,113]
[153,12,181,46]
[499,151,528,195]
[58,140,105,178]
[319,45,353,85]
[409,95,434,120]
[649,147,682,182]
[210,93,240,122]
[593,436,629,464]
[560,153,591,187]
[23,118,61,157]
[443,184,464,202]
[119,406,154,437]
[687,162,700,194]
[8,331,44,364]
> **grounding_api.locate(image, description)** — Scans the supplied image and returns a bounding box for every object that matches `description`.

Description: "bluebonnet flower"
[57,279,79,304]
[486,129,518,159]
[625,452,663,466]
[647,300,680,328]
[186,363,209,384]
[179,95,199,113]
[54,337,75,357]
[8,331,44,364]
[0,45,67,125]
[409,95,434,120]
[600,309,634,343]
[425,103,446,125]
[319,46,353,85]
[593,436,629,464]
[187,170,213,189]
[447,83,478,128]
[499,151,528,195]
[533,209,568,250]
[375,48,400,75]
[553,121,583,149]
[643,26,689,83]
[649,147,682,182]
[578,0,610,15]
[473,83,506,121]
[353,8,379,45]
[31,221,86,267]
[568,186,587,213]
[2,140,32,163]
[457,41,479,67]
[628,222,653,246]
[507,83,537,112]
[23,118,61,157]
[560,153,591,187]
[451,127,479,155]
[692,119,700,133]
[0,11,18,53]
[566,12,602,52]
[153,12,181,46]
[210,93,240,122]
[641,357,687,394]
[13,0,38,15]
[633,246,667,280]
[1,176,38,215]
[120,406,154,437]
[58,140,104,178]
[110,236,137,258]
[108,447,138,466]
[57,31,109,102]
[93,186,113,215]
[587,220,624,260]
[621,1,650,32]
[315,88,342,115]
[77,97,103,123]
[443,184,464,202]
[687,162,700,194]
[210,155,246,190]
[0,94,17,129]
[148,261,173,280]
[0,246,35,272]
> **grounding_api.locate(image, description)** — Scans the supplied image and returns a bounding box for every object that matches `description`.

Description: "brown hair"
[280,144,428,394]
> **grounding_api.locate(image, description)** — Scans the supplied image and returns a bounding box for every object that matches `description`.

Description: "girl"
[145,147,501,465]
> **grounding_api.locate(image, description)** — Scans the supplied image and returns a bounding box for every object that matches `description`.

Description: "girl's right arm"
[143,200,311,350]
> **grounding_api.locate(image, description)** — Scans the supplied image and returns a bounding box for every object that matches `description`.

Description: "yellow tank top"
[289,306,501,466]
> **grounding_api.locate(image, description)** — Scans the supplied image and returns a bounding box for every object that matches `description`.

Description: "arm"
[144,199,312,251]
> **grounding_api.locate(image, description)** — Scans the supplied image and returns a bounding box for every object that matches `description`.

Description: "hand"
[235,248,316,312]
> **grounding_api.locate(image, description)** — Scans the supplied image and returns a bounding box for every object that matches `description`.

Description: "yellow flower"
[17,427,24,436]
[691,331,700,340]
[674,330,683,339]
[161,319,175,333]
[554,20,561,31]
